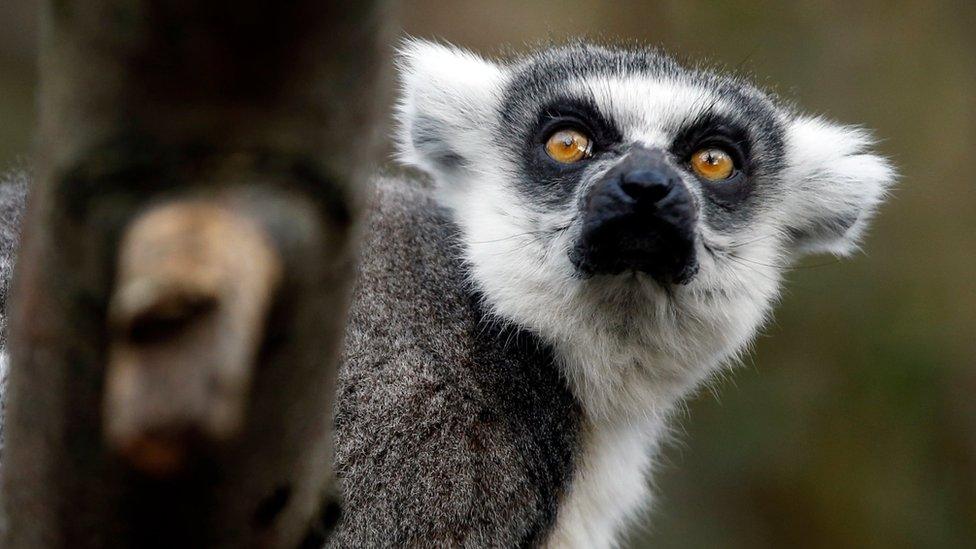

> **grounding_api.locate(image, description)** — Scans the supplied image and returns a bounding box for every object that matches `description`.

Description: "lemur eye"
[690,147,735,181]
[545,128,592,164]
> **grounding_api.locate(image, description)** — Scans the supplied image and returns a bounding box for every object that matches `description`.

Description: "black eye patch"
[670,113,754,207]
[508,98,624,208]
[530,98,623,164]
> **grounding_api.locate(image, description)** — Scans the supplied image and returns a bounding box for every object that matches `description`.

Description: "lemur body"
[0,41,893,547]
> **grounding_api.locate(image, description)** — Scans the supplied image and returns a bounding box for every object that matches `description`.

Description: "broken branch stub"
[105,200,282,477]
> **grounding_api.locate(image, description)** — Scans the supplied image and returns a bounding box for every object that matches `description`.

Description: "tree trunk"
[1,2,393,547]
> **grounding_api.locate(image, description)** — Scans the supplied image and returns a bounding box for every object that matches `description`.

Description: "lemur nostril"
[619,170,674,203]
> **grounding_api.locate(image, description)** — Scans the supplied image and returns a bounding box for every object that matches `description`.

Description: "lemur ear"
[395,39,506,177]
[780,116,896,257]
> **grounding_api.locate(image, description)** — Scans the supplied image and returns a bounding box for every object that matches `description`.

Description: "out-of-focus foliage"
[2,1,973,547]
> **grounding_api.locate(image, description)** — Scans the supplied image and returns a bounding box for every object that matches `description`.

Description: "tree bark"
[0,2,393,547]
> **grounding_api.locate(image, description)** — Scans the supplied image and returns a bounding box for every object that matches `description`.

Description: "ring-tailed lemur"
[0,41,893,547]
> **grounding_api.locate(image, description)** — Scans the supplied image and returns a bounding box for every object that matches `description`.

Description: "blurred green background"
[2,1,974,547]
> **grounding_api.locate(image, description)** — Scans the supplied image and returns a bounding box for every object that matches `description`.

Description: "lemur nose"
[571,146,699,284]
[619,169,676,204]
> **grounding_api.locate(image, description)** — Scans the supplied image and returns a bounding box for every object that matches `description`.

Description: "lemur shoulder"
[0,41,894,547]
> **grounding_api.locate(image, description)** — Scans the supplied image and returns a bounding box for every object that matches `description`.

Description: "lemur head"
[396,40,894,418]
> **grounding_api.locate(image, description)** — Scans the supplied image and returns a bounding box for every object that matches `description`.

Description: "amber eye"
[545,128,592,163]
[690,147,736,181]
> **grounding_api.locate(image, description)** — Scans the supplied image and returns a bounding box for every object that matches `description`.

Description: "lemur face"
[496,49,788,287]
[397,40,893,415]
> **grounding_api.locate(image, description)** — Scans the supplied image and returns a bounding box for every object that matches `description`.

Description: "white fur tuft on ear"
[394,39,506,178]
[780,116,896,257]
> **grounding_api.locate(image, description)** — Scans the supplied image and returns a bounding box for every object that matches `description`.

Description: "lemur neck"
[543,342,708,548]
[545,401,670,549]
[553,335,710,424]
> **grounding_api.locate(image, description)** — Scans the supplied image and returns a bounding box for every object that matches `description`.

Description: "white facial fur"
[396,39,895,547]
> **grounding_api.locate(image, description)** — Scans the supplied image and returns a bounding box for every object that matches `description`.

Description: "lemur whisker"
[788,258,844,270]
[469,224,571,245]
[722,232,780,250]
[723,252,785,270]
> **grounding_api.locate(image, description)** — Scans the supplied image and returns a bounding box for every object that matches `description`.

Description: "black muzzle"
[570,148,699,284]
